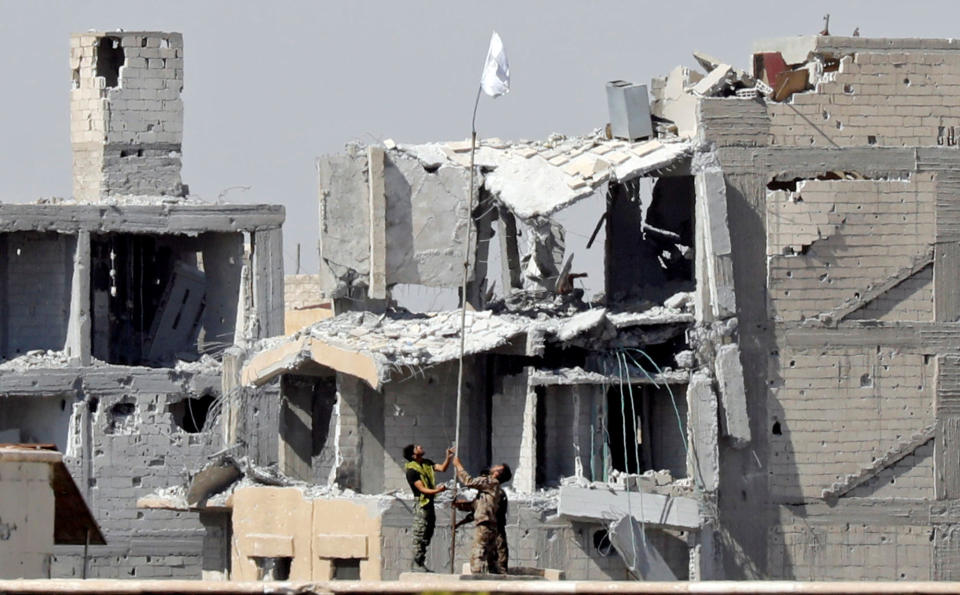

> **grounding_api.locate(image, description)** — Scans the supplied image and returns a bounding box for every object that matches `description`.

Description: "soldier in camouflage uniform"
[404,443,453,572]
[455,470,509,572]
[453,456,512,574]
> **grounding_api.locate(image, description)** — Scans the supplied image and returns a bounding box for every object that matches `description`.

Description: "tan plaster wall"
[229,487,382,581]
[0,460,55,578]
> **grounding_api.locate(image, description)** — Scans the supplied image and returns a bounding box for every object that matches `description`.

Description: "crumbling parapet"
[70,32,185,202]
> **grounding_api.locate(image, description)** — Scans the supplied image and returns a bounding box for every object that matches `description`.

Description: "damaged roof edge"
[397,136,694,221]
[240,337,383,391]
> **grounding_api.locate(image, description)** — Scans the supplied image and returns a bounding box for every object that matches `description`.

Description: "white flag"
[480,31,510,98]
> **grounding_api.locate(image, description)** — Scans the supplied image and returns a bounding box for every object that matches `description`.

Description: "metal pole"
[451,85,483,574]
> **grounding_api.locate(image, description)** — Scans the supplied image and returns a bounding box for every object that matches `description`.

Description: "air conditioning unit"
[606,80,653,141]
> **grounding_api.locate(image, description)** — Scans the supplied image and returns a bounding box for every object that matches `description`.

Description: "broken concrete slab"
[0,204,284,235]
[691,64,734,97]
[557,485,700,531]
[686,371,718,493]
[607,515,677,580]
[714,344,750,448]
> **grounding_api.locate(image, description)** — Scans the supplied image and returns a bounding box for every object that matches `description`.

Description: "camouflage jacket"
[456,467,502,525]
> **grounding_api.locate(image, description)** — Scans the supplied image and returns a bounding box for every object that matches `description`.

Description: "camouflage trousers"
[412,503,435,565]
[495,525,508,572]
[471,522,506,574]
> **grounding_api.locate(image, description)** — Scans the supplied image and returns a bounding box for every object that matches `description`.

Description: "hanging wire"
[614,352,642,572]
[622,347,688,457]
[618,351,647,552]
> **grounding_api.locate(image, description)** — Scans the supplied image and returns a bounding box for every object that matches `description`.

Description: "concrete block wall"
[381,360,481,492]
[847,440,934,499]
[768,51,960,148]
[490,372,528,483]
[70,32,184,201]
[50,376,222,579]
[2,232,73,358]
[766,177,935,322]
[285,274,326,308]
[768,520,932,580]
[847,264,934,322]
[696,36,960,581]
[768,346,934,501]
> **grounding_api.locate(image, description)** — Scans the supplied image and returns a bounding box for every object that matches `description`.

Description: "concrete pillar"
[367,146,387,299]
[514,370,538,492]
[64,230,91,366]
[252,227,284,339]
[221,348,242,448]
[694,166,737,320]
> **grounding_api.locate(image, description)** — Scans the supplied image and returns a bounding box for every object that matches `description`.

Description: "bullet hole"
[141,37,148,48]
[132,476,142,487]
[823,110,830,120]
[95,37,125,88]
[836,120,843,130]
[903,78,911,86]
[169,394,214,433]
[860,373,872,387]
[843,84,854,94]
[772,421,782,435]
[867,135,877,145]
[789,360,796,368]
[72,68,80,90]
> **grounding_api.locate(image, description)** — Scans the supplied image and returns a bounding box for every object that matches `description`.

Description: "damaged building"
[8,29,960,584]
[164,32,960,583]
[163,66,744,580]
[0,31,284,578]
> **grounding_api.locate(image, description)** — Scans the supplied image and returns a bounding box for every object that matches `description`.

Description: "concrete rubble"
[4,27,960,586]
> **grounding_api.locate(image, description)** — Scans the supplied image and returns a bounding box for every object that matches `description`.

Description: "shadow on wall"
[715,177,781,579]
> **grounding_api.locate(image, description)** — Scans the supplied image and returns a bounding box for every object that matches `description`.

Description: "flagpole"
[451,84,483,575]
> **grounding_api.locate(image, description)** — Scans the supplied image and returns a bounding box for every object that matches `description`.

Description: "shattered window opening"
[95,37,125,88]
[169,394,214,434]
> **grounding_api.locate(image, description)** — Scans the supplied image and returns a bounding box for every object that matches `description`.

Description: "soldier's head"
[490,463,512,484]
[403,443,425,462]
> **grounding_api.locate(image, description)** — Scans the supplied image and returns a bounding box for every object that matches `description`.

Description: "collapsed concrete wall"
[316,145,475,303]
